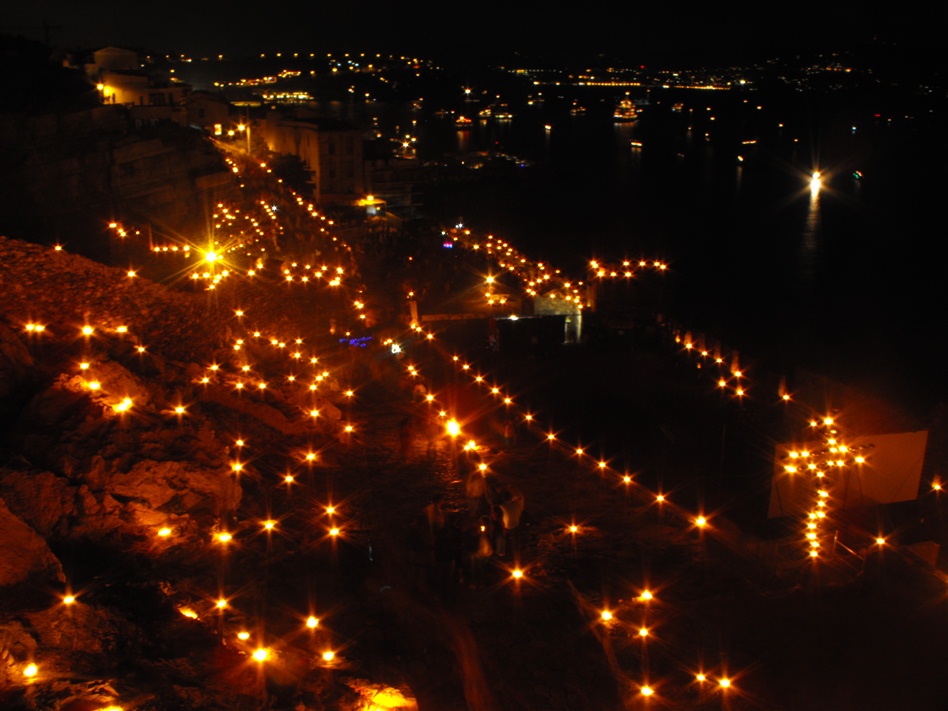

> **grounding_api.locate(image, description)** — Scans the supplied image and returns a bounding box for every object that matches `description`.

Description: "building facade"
[261,113,364,203]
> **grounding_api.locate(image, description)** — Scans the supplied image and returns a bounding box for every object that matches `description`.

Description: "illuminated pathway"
[2,182,945,709]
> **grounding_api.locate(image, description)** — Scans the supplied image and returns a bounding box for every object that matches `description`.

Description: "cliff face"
[0,237,346,709]
[0,235,244,550]
[0,107,236,257]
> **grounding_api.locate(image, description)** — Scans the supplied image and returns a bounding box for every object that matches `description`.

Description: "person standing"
[498,486,525,559]
[465,469,489,521]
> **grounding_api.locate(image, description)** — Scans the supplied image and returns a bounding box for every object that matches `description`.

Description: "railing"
[832,531,867,575]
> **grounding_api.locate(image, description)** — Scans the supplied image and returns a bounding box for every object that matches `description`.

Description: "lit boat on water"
[479,104,515,121]
[614,99,639,122]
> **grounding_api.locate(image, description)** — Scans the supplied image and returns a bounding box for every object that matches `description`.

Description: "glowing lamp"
[306,616,319,629]
[600,610,612,621]
[641,685,653,697]
[322,650,335,662]
[24,663,38,678]
[511,568,524,580]
[252,648,269,662]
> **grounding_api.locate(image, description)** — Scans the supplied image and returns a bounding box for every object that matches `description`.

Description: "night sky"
[2,0,944,65]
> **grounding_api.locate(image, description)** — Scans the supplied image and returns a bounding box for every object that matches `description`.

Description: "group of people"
[405,459,526,597]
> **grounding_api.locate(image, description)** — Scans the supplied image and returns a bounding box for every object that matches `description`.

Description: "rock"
[0,458,240,540]
[61,359,153,411]
[0,321,35,418]
[0,496,64,588]
[202,384,315,436]
[24,604,130,656]
[112,459,241,521]
[0,619,38,688]
[19,379,91,433]
[0,469,78,537]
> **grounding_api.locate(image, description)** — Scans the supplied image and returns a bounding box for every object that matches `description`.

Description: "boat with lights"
[613,99,639,122]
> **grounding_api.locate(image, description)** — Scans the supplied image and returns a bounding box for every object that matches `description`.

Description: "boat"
[569,102,586,117]
[613,99,639,122]
[480,104,514,121]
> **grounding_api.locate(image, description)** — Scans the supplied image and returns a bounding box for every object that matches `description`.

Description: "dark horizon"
[3,1,945,68]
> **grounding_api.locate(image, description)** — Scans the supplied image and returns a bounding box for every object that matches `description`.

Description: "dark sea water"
[326,87,948,417]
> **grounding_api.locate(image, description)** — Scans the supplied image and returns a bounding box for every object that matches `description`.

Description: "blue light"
[339,336,373,348]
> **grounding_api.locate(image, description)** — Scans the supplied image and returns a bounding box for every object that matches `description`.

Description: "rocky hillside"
[0,236,366,710]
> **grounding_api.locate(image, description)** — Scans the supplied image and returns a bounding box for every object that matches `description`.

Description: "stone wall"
[0,107,237,253]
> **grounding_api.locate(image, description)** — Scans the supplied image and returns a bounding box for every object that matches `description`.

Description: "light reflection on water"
[311,96,946,411]
[799,184,821,287]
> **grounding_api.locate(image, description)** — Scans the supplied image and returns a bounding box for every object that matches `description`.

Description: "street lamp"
[237,119,251,154]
